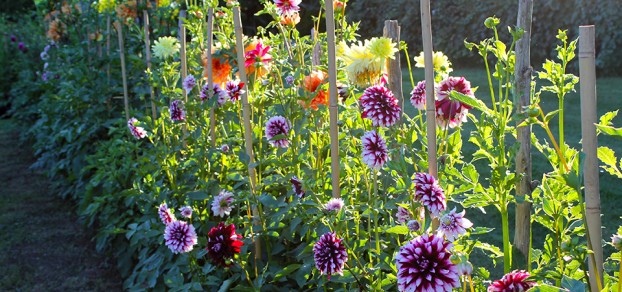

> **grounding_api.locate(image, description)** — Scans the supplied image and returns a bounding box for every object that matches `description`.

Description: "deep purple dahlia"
[290,176,305,198]
[313,232,348,280]
[206,222,244,267]
[359,85,401,127]
[413,172,446,217]
[265,116,290,148]
[169,100,185,121]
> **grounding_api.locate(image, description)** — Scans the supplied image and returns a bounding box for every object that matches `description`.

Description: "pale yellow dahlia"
[152,36,180,59]
[367,37,398,60]
[340,41,384,87]
[414,51,453,78]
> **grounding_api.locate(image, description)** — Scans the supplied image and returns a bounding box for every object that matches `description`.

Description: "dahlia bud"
[407,220,420,232]
[484,17,500,29]
[449,254,461,265]
[221,144,230,153]
[457,261,473,276]
[612,234,622,251]
[334,1,346,15]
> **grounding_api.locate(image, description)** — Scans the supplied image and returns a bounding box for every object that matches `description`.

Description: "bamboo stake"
[114,21,130,121]
[579,25,603,292]
[383,20,403,111]
[325,0,341,199]
[179,10,188,102]
[233,6,261,260]
[204,8,216,147]
[513,0,533,269]
[143,10,157,121]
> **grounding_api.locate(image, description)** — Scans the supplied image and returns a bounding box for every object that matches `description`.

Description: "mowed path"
[0,119,122,291]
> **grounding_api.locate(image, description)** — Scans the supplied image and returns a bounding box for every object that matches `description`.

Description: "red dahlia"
[206,222,244,267]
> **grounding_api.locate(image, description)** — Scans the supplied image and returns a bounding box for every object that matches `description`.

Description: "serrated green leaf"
[449,91,491,114]
[596,124,622,139]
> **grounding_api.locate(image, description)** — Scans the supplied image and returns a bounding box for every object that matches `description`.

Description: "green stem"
[558,94,565,174]
[501,205,511,273]
[483,54,498,114]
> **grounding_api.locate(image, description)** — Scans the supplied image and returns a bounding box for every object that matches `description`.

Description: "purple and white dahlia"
[413,172,446,217]
[212,190,234,217]
[410,80,427,110]
[359,85,401,127]
[395,234,460,292]
[313,232,348,280]
[290,176,305,198]
[225,80,245,102]
[158,203,176,225]
[324,198,344,212]
[179,206,192,218]
[127,117,147,139]
[169,100,186,121]
[395,206,411,224]
[164,220,198,254]
[200,83,227,105]
[435,76,474,128]
[488,270,536,292]
[361,130,389,169]
[182,74,196,93]
[265,116,290,148]
[437,207,473,242]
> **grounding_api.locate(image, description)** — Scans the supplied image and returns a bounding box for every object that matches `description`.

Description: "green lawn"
[401,66,622,275]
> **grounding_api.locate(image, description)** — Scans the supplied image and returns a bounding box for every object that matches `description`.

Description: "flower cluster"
[361,130,389,169]
[265,116,290,148]
[169,100,185,121]
[395,234,460,292]
[313,232,348,280]
[127,117,147,139]
[212,190,235,217]
[413,172,446,217]
[437,208,473,242]
[207,222,244,267]
[414,51,453,80]
[435,76,474,128]
[488,270,536,292]
[339,37,397,87]
[359,85,401,127]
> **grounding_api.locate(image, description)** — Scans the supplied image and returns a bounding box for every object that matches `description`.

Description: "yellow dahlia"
[152,36,180,59]
[414,51,453,78]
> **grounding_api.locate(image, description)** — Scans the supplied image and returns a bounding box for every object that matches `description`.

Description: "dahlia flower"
[169,100,185,121]
[274,0,301,16]
[182,74,196,93]
[313,232,348,280]
[202,53,232,86]
[612,234,622,251]
[334,0,346,15]
[200,83,227,105]
[410,80,427,110]
[367,37,398,60]
[437,208,473,242]
[127,117,147,139]
[301,70,328,110]
[225,80,245,102]
[488,270,536,292]
[164,220,198,254]
[324,198,344,212]
[395,206,411,224]
[407,220,421,232]
[285,75,295,86]
[220,144,230,153]
[152,36,180,59]
[207,222,244,267]
[10,35,16,43]
[414,51,453,79]
[339,41,383,87]
[361,130,389,169]
[413,172,446,217]
[158,203,176,225]
[435,76,474,128]
[457,261,473,276]
[359,85,401,127]
[265,116,290,148]
[244,40,272,78]
[212,190,234,217]
[395,234,460,292]
[179,206,192,218]
[280,12,300,27]
[290,176,305,198]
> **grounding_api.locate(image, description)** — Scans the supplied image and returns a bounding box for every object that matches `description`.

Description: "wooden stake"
[579,25,603,292]
[513,0,533,269]
[233,6,261,260]
[204,8,217,147]
[114,21,130,121]
[143,10,157,121]
[325,0,341,199]
[383,20,403,112]
[179,10,188,102]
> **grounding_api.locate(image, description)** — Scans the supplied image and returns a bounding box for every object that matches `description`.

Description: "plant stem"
[501,205,511,273]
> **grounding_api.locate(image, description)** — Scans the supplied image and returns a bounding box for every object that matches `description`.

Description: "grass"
[0,119,122,291]
[400,66,622,276]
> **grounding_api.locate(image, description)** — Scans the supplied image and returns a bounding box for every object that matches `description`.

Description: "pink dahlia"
[290,176,305,198]
[225,80,245,102]
[158,203,176,225]
[313,232,348,280]
[127,117,147,139]
[488,270,536,292]
[437,207,473,242]
[324,198,344,212]
[396,234,460,292]
[361,130,389,169]
[179,206,192,218]
[395,206,411,224]
[274,0,301,16]
[359,85,401,127]
[410,80,427,110]
[164,220,198,254]
[244,41,272,75]
[200,83,227,106]
[435,76,474,128]
[413,172,446,217]
[206,222,244,267]
[169,100,185,121]
[212,190,234,217]
[182,74,196,93]
[265,116,290,148]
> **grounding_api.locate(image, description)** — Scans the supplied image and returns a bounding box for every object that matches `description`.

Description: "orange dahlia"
[301,70,329,110]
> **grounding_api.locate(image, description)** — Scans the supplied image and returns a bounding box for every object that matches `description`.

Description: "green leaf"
[385,225,409,235]
[449,91,491,114]
[544,109,561,123]
[187,191,210,201]
[596,124,622,139]
[274,264,302,281]
[599,110,618,126]
[527,285,567,292]
[217,279,233,292]
[561,276,586,292]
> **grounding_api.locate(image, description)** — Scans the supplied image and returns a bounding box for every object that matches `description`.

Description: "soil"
[0,119,123,291]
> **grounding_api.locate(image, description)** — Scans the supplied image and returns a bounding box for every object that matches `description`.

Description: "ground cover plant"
[2,0,622,291]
